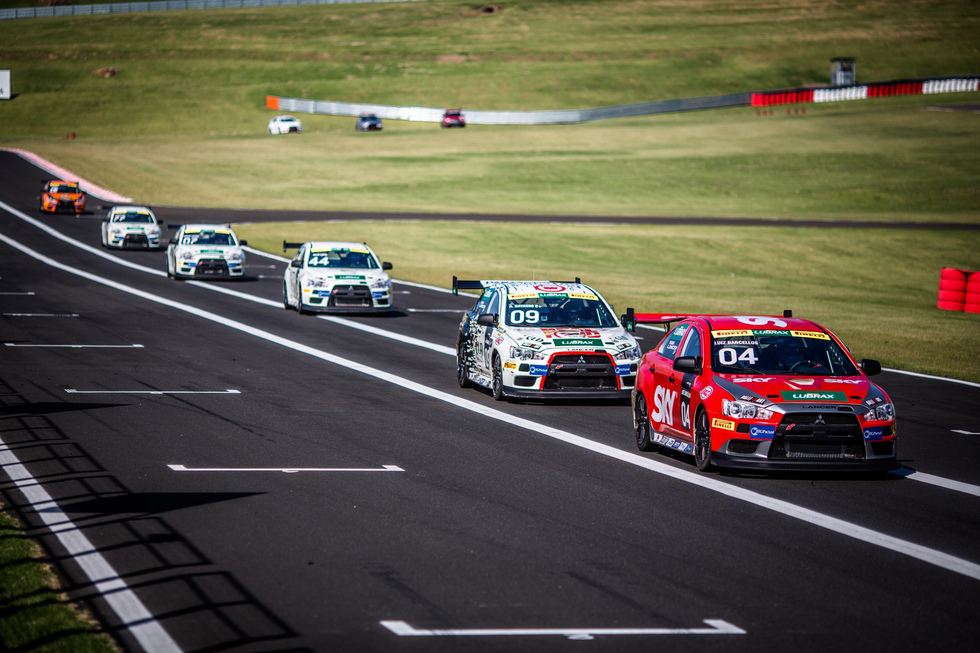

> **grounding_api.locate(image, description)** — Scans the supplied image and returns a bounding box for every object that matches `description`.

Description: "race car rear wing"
[283,241,304,252]
[452,276,582,295]
[619,308,793,332]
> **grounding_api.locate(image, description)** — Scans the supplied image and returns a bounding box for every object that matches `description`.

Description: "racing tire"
[456,344,472,389]
[693,408,714,472]
[491,355,505,401]
[634,393,656,452]
[282,282,291,310]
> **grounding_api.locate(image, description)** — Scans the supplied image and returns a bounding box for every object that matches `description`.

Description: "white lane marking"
[0,442,182,653]
[405,308,467,313]
[168,464,404,473]
[3,228,979,583]
[890,468,980,498]
[952,430,980,435]
[3,312,79,317]
[65,389,240,395]
[380,619,745,639]
[883,367,980,389]
[0,291,35,295]
[6,343,144,348]
[318,315,457,356]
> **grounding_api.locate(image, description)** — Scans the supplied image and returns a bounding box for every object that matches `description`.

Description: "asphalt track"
[1,149,979,653]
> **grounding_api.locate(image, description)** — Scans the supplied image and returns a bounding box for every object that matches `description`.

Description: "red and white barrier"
[752,76,978,107]
[938,267,980,313]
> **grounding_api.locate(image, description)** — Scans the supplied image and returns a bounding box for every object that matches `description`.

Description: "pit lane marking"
[4,228,979,584]
[0,291,35,295]
[169,464,403,473]
[381,618,745,639]
[890,468,980,498]
[65,388,240,395]
[952,430,980,435]
[6,343,144,348]
[3,312,79,317]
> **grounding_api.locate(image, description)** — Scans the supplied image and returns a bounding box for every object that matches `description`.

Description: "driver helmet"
[774,337,806,367]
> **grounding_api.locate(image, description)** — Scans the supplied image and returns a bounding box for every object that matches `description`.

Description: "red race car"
[627,310,899,473]
[40,180,86,214]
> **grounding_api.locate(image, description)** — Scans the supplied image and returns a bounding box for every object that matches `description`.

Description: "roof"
[306,241,372,254]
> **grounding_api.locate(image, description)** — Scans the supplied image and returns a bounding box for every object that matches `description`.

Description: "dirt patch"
[94,67,118,78]
[437,54,467,64]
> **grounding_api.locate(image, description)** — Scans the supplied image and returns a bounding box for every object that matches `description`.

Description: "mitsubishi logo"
[577,356,587,364]
[815,414,826,425]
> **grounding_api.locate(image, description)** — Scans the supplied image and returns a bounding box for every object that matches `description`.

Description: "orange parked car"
[40,180,86,214]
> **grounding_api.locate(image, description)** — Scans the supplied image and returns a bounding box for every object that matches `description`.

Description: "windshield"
[307,250,379,269]
[50,184,79,194]
[112,212,154,223]
[711,330,859,376]
[180,231,234,246]
[504,294,617,328]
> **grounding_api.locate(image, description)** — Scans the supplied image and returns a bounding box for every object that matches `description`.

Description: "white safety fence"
[0,0,425,20]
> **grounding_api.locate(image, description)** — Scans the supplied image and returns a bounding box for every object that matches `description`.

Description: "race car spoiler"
[452,276,582,295]
[619,308,793,332]
[283,240,374,252]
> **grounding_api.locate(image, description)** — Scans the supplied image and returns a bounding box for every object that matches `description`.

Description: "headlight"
[109,227,125,236]
[148,227,161,237]
[722,399,774,420]
[371,277,391,290]
[303,276,329,288]
[863,402,895,422]
[614,345,641,361]
[178,250,196,261]
[510,346,544,361]
[228,251,245,263]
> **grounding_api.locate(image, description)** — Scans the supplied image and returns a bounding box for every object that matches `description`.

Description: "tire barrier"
[938,267,980,312]
[750,76,978,108]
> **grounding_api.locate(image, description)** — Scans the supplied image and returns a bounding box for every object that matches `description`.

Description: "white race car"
[100,206,163,249]
[166,224,247,279]
[282,241,393,314]
[268,115,302,134]
[453,278,642,400]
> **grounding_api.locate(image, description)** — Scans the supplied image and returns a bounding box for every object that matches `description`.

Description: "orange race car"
[39,180,86,214]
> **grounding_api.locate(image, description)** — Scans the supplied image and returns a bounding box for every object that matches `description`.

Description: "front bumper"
[107,233,161,249]
[301,285,391,313]
[175,258,245,278]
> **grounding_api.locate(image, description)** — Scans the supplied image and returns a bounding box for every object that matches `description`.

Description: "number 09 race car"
[166,224,247,279]
[282,241,393,314]
[628,310,899,473]
[454,278,642,400]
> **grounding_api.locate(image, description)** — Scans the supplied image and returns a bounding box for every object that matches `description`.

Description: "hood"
[503,326,636,353]
[714,375,871,404]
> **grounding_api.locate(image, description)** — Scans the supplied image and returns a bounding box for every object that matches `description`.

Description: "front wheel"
[456,343,472,388]
[282,281,291,310]
[634,393,656,452]
[694,409,714,472]
[491,355,505,401]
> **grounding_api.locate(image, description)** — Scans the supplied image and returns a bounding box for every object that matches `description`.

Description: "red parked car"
[441,109,466,128]
[626,310,899,473]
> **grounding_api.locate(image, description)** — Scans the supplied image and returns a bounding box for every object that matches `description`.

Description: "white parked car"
[282,241,393,314]
[166,224,247,280]
[453,278,642,401]
[101,206,163,249]
[268,115,302,134]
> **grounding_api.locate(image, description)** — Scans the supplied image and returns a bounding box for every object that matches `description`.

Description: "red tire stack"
[966,272,980,314]
[937,268,969,311]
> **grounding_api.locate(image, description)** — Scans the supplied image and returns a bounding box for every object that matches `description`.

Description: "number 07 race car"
[628,310,900,473]
[453,278,642,400]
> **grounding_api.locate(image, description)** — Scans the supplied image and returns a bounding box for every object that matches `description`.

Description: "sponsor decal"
[865,397,884,406]
[781,391,848,402]
[653,433,694,454]
[737,317,788,328]
[503,362,517,370]
[615,364,632,376]
[700,386,714,400]
[680,389,691,399]
[863,427,884,441]
[712,330,753,338]
[335,275,366,280]
[534,284,566,292]
[734,377,777,383]
[791,330,830,340]
[541,328,601,339]
[537,292,569,299]
[508,292,538,300]
[739,395,768,405]
[495,337,504,345]
[749,424,776,439]
[823,379,863,384]
[712,418,736,431]
[568,293,599,301]
[529,364,548,376]
[554,339,602,347]
[650,386,677,426]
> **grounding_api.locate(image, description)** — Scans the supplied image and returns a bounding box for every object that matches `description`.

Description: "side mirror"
[382,262,393,270]
[239,240,248,247]
[477,313,497,327]
[290,259,302,268]
[168,238,177,245]
[673,356,702,375]
[861,359,882,376]
[620,307,636,333]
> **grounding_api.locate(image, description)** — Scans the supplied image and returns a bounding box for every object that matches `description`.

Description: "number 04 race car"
[628,310,900,473]
[454,278,642,400]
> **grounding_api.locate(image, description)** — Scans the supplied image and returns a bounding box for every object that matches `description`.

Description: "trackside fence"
[0,0,425,20]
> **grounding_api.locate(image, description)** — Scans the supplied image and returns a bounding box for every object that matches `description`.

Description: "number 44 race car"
[628,310,900,473]
[454,278,642,400]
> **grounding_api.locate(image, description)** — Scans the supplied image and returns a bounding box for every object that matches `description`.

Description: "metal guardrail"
[0,0,424,20]
[271,93,754,125]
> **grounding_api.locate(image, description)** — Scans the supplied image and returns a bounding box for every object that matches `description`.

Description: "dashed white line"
[168,464,404,473]
[65,388,240,395]
[6,343,144,348]
[380,619,746,639]
[3,312,79,317]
